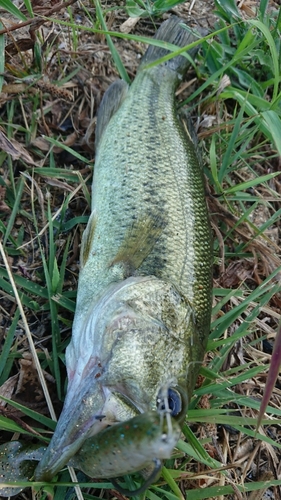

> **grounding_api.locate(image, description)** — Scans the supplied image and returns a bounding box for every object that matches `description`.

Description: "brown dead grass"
[0,1,281,499]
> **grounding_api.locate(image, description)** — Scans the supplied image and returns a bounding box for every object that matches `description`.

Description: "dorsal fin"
[95,79,129,149]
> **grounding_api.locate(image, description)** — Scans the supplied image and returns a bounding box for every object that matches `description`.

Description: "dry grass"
[0,0,281,499]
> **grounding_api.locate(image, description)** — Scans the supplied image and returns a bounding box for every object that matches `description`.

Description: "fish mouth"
[34,380,187,482]
[34,374,109,481]
[34,413,102,481]
[34,441,80,482]
[34,378,141,481]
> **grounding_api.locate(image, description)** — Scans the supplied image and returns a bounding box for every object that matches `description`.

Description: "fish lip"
[34,443,77,481]
[34,412,99,481]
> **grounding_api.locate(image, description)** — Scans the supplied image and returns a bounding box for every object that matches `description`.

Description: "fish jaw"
[34,381,142,481]
[34,375,107,481]
[34,277,154,481]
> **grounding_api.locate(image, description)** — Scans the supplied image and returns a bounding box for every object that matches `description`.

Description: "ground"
[0,1,281,499]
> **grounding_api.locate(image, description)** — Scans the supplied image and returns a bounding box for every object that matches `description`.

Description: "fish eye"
[157,387,182,417]
[168,388,182,416]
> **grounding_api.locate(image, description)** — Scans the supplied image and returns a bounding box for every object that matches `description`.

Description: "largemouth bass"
[35,15,213,486]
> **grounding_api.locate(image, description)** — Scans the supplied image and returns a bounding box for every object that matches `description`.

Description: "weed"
[125,0,187,17]
[0,0,280,499]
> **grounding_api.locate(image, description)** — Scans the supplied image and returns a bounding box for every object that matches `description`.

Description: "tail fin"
[138,16,206,76]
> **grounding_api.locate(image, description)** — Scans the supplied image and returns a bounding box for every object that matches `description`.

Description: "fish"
[34,15,213,487]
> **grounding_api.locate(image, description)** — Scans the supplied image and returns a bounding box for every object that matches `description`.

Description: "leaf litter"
[0,0,281,499]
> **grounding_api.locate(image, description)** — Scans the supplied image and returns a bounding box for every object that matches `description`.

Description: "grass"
[0,0,280,498]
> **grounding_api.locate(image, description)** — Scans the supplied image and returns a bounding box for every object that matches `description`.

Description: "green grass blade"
[218,100,245,183]
[223,171,280,194]
[42,137,90,163]
[248,19,279,100]
[179,427,222,469]
[0,0,27,20]
[0,415,35,434]
[3,177,25,245]
[161,467,184,500]
[51,293,76,313]
[95,0,130,83]
[40,208,62,399]
[0,309,20,382]
[23,0,34,17]
[0,396,56,430]
[209,134,221,192]
[0,267,49,299]
[261,110,281,156]
[0,20,4,93]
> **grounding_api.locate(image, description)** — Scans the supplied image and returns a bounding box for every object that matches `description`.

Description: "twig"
[0,0,77,36]
[188,0,197,15]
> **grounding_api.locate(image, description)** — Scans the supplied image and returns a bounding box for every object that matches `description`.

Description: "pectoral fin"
[95,79,129,148]
[80,210,97,268]
[110,213,164,276]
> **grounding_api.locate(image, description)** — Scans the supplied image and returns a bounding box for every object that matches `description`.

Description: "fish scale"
[34,16,213,486]
[76,69,211,333]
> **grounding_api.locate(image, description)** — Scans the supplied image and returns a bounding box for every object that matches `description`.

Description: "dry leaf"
[15,358,44,403]
[31,131,77,153]
[5,38,34,58]
[30,136,52,152]
[83,117,96,151]
[2,83,30,94]
[221,260,254,288]
[0,128,37,165]
[0,374,19,406]
[61,131,77,146]
[13,354,57,414]
[0,186,11,213]
[44,177,73,191]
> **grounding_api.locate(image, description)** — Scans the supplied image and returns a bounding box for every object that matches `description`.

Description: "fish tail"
[138,16,206,76]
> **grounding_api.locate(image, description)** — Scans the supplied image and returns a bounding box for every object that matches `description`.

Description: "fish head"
[35,276,195,481]
[98,276,196,422]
